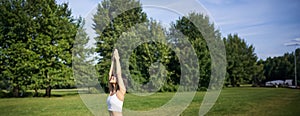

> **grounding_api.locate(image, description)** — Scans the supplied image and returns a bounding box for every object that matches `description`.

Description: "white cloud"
[294,38,300,42]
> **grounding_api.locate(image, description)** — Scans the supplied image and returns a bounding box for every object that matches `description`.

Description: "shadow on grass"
[0,89,80,98]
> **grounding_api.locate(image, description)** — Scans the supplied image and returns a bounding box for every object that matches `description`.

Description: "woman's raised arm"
[108,54,115,93]
[114,49,126,94]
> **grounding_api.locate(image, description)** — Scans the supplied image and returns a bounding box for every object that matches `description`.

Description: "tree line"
[0,0,298,97]
[262,49,300,85]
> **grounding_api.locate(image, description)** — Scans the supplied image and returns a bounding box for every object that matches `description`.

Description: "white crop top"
[107,94,123,112]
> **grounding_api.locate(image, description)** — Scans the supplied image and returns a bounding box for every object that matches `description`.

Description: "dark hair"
[110,74,128,91]
[112,82,120,91]
[110,74,119,91]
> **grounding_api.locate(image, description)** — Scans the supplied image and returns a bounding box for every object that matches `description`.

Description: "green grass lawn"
[184,87,300,116]
[0,88,299,116]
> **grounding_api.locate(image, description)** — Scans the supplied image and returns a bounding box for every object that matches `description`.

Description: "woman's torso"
[107,92,124,113]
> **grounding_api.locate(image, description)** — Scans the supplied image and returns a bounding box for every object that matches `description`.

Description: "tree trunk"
[230,78,235,87]
[13,85,19,97]
[45,86,51,97]
[34,88,38,97]
[44,70,51,97]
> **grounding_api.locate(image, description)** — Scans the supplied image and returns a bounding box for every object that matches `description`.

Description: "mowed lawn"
[0,87,299,116]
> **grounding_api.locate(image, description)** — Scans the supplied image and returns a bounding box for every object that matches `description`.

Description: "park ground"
[0,87,299,116]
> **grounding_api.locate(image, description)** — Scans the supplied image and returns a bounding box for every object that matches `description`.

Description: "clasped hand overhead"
[112,49,120,61]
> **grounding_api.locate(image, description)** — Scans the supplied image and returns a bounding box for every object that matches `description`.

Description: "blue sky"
[201,0,300,59]
[56,0,300,60]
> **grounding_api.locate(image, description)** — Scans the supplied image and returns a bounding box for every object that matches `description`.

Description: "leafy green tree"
[93,0,147,92]
[0,0,40,97]
[31,0,78,97]
[0,0,79,97]
[252,59,265,86]
[73,19,97,93]
[224,34,262,87]
[169,12,222,90]
[120,20,172,92]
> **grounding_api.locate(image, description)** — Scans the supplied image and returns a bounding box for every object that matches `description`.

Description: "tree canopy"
[0,0,79,97]
[263,49,300,85]
[223,34,264,87]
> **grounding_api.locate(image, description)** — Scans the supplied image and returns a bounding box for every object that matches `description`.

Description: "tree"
[224,34,262,87]
[31,0,78,97]
[120,20,173,92]
[93,0,147,92]
[169,12,222,90]
[0,0,40,97]
[0,0,79,97]
[252,59,265,86]
[73,19,98,93]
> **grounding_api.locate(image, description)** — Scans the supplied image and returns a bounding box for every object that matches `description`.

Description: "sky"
[56,0,300,60]
[201,0,300,60]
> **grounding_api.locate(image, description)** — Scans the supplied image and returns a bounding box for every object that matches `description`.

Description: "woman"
[107,49,126,116]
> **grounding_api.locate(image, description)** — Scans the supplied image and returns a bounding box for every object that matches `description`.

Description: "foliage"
[223,34,264,86]
[263,48,300,84]
[93,0,147,92]
[0,0,79,97]
[72,19,98,92]
[169,13,222,90]
[120,20,173,92]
